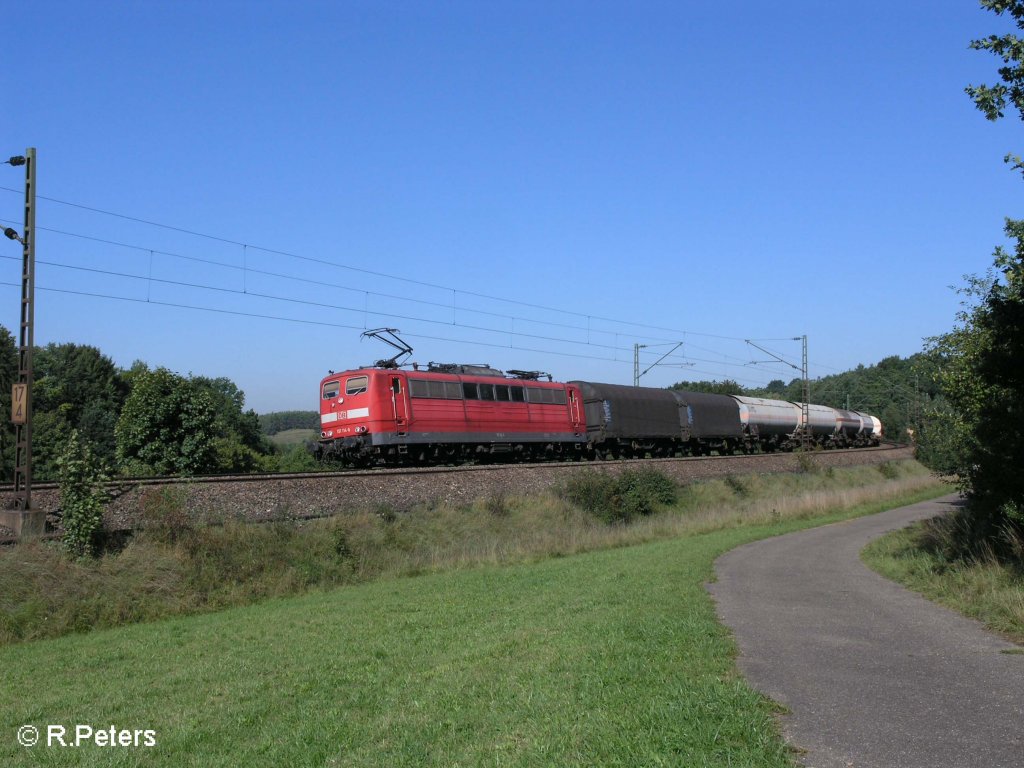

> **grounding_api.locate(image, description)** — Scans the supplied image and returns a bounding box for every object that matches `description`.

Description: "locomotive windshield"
[322,380,340,400]
[346,376,369,396]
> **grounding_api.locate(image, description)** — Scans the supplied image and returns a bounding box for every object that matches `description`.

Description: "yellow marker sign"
[11,383,26,425]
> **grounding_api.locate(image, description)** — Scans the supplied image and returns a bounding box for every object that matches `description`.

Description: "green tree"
[926,0,1024,557]
[668,379,745,396]
[967,0,1024,175]
[115,367,218,475]
[32,343,127,478]
[191,376,273,472]
[925,228,1024,555]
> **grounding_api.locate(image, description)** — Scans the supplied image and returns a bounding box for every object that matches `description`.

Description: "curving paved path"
[708,495,1024,768]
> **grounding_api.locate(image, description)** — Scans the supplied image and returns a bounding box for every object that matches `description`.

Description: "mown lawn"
[0,484,946,767]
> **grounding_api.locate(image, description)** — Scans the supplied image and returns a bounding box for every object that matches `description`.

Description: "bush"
[57,430,110,557]
[560,468,677,524]
[277,443,320,473]
[796,452,818,474]
[877,462,899,480]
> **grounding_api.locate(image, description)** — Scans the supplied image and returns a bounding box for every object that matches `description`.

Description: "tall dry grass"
[333,461,942,578]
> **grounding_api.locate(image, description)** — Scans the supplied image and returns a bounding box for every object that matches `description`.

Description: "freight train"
[316,337,881,467]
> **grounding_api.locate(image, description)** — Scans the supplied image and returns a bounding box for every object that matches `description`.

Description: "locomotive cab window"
[345,376,369,396]
[322,380,340,400]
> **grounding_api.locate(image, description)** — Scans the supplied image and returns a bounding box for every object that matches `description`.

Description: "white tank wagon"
[732,395,800,451]
[799,402,841,440]
[732,396,883,450]
[836,409,863,444]
[867,414,883,443]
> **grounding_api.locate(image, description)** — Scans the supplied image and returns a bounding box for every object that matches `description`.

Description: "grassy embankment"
[0,462,948,766]
[862,519,1024,644]
[1,461,941,646]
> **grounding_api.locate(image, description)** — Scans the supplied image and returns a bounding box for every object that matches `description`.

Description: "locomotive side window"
[495,385,510,402]
[462,382,479,399]
[479,384,495,401]
[322,380,340,400]
[410,379,465,399]
[526,386,552,404]
[345,376,368,396]
[510,386,525,402]
[525,387,567,405]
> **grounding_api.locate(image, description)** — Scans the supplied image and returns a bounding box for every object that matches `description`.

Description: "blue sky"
[2,1,1019,413]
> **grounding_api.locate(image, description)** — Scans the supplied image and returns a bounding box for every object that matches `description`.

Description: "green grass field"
[269,428,317,448]
[0,481,948,767]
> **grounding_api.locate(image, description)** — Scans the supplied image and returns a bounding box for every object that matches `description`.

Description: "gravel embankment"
[1,445,915,532]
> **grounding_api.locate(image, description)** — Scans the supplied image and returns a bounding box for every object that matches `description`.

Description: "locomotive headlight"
[356,426,367,433]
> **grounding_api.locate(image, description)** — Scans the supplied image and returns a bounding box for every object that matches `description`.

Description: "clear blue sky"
[2,1,1019,413]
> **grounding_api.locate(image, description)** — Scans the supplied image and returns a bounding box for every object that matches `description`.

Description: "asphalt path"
[708,495,1024,768]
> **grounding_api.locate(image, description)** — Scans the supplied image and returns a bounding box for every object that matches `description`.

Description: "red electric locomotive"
[317,329,885,467]
[317,331,586,465]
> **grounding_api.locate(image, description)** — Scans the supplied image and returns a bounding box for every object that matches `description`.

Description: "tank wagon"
[318,358,881,467]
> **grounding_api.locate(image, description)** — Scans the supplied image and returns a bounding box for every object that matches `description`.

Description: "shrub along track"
[0,443,913,539]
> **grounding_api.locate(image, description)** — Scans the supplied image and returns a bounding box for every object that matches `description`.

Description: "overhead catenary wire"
[0,280,686,367]
[0,188,831,387]
[1,244,804,385]
[0,186,774,343]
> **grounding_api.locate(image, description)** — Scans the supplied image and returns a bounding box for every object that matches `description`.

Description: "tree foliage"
[927,0,1024,558]
[668,379,745,396]
[191,375,273,472]
[32,343,127,479]
[968,0,1024,175]
[57,429,109,557]
[925,223,1024,556]
[115,367,219,476]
